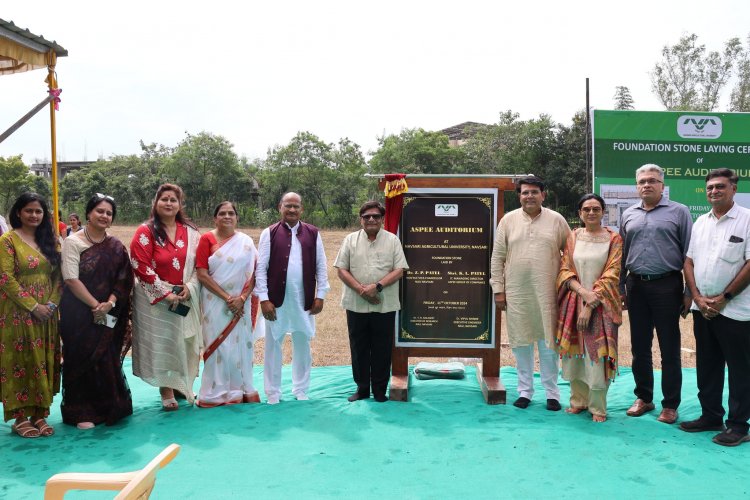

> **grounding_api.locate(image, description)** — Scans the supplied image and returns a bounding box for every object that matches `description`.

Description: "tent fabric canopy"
[0,18,67,75]
[0,18,67,235]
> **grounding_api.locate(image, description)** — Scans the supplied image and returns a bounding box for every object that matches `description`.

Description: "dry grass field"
[109,225,697,370]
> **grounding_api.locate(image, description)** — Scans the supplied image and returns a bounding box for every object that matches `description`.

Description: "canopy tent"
[0,18,67,233]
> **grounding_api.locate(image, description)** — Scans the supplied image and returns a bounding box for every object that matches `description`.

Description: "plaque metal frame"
[377,175,518,405]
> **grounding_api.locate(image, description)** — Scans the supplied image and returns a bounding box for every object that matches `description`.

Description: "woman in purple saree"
[59,194,134,429]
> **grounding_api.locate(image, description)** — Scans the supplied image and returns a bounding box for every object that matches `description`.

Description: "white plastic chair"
[44,443,180,499]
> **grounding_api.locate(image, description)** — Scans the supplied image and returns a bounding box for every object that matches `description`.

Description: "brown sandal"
[12,420,40,438]
[33,418,54,436]
[243,392,261,403]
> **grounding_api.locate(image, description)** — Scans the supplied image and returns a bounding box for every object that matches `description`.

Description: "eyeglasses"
[636,179,663,186]
[361,214,383,221]
[580,207,602,214]
[96,193,114,202]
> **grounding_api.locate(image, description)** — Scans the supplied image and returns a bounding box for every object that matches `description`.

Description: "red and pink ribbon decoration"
[48,88,62,111]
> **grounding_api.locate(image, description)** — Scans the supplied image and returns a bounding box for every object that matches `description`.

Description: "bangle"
[47,302,57,311]
[240,295,247,302]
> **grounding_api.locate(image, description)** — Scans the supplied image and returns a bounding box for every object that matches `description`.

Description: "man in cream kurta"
[490,176,570,410]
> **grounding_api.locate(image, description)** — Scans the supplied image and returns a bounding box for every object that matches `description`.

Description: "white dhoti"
[255,221,329,403]
[263,259,316,401]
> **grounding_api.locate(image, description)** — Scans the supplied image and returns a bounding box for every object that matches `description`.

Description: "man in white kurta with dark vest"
[254,192,329,404]
[490,176,570,411]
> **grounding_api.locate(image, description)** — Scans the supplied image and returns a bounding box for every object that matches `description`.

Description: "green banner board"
[592,110,750,227]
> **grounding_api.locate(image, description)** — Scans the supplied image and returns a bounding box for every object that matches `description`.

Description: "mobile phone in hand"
[105,314,118,328]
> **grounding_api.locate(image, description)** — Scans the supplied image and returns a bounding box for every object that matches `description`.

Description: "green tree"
[548,111,588,219]
[60,162,110,213]
[730,35,750,111]
[651,33,742,111]
[460,110,586,217]
[161,132,252,221]
[104,154,162,222]
[613,86,635,110]
[258,132,368,227]
[330,137,371,224]
[462,111,556,177]
[0,156,34,213]
[368,128,466,175]
[60,149,163,223]
[22,175,52,202]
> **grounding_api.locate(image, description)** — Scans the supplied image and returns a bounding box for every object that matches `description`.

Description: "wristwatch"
[723,291,733,301]
[376,282,383,292]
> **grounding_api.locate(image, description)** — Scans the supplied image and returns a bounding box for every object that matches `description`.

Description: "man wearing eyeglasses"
[620,164,692,424]
[254,192,330,404]
[334,200,409,402]
[681,168,750,447]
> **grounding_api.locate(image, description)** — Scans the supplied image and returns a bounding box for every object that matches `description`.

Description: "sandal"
[592,414,607,423]
[243,392,261,404]
[12,420,40,438]
[161,398,179,411]
[33,418,54,437]
[77,422,96,430]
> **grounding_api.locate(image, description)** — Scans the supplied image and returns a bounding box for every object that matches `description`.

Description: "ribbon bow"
[48,88,62,111]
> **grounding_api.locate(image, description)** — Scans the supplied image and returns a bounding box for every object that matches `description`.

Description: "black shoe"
[373,393,388,403]
[347,392,370,402]
[712,428,750,447]
[679,417,725,433]
[546,399,562,411]
[513,397,531,409]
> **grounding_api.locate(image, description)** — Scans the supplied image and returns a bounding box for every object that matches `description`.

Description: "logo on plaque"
[435,204,458,217]
[400,193,494,348]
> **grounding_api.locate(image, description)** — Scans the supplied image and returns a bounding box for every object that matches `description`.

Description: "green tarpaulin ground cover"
[1,361,745,499]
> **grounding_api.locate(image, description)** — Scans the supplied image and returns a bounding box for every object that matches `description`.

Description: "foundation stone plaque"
[398,192,495,347]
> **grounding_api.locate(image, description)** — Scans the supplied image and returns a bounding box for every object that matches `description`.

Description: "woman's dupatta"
[554,228,623,381]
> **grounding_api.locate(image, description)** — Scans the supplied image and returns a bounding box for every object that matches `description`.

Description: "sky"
[2,0,749,165]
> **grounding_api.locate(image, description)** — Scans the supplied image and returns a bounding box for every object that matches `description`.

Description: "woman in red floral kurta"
[130,184,201,411]
[0,193,62,438]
